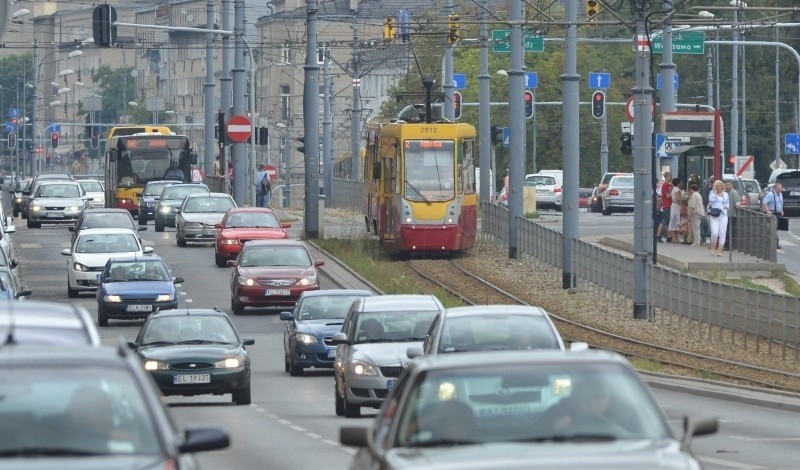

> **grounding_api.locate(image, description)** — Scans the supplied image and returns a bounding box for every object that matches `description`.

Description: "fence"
[729,206,777,262]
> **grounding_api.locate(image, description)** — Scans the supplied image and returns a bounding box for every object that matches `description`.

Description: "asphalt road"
[7,210,800,469]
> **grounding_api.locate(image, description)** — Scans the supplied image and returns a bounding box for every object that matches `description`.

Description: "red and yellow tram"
[363,118,477,255]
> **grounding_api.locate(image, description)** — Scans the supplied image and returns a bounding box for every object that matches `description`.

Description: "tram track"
[405,258,800,394]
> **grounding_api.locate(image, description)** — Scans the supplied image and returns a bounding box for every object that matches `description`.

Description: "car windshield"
[105,260,169,282]
[354,311,438,343]
[36,184,80,198]
[141,315,238,345]
[525,176,556,186]
[394,363,671,447]
[0,369,162,456]
[75,234,140,254]
[437,314,561,353]
[78,181,103,192]
[297,295,363,321]
[162,186,207,201]
[224,212,281,228]
[776,174,800,188]
[742,180,760,193]
[144,182,170,197]
[240,246,311,267]
[183,197,235,213]
[80,213,134,230]
[610,177,634,188]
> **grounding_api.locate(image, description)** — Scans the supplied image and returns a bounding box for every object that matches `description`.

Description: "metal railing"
[729,206,777,262]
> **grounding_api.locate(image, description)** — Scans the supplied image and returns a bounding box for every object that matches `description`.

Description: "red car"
[229,239,324,315]
[214,208,292,267]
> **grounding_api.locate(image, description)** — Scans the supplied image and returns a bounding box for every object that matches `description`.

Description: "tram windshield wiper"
[405,180,431,205]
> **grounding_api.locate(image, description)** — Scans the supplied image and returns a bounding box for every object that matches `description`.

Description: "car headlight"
[158,206,172,214]
[103,295,122,303]
[214,357,243,368]
[155,294,174,302]
[72,262,89,272]
[30,205,42,212]
[144,360,170,371]
[298,274,317,286]
[221,239,239,245]
[349,360,377,376]
[93,197,103,202]
[13,197,22,203]
[296,333,317,344]
[66,205,81,212]
[237,276,257,286]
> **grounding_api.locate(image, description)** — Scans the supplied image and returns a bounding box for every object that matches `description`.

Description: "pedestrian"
[707,180,730,256]
[668,178,682,243]
[255,165,266,207]
[213,155,222,177]
[657,172,672,243]
[190,165,203,182]
[261,172,272,208]
[686,182,705,247]
[723,180,741,249]
[762,182,784,249]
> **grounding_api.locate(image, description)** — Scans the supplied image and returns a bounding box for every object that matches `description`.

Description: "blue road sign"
[502,127,510,148]
[4,123,13,133]
[7,108,18,118]
[525,72,538,89]
[656,73,679,91]
[655,133,682,158]
[785,134,800,154]
[453,73,467,90]
[588,72,610,89]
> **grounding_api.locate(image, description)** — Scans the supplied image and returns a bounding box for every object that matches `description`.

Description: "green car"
[129,308,254,405]
[153,183,208,232]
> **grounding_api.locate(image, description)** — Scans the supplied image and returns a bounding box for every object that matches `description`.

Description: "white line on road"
[305,432,322,439]
[290,425,306,432]
[250,404,353,454]
[698,455,769,469]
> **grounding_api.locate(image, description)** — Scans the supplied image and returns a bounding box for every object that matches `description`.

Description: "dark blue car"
[281,289,373,376]
[96,255,183,327]
[137,180,176,225]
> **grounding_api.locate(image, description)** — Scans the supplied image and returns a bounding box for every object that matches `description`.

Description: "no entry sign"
[226,115,252,142]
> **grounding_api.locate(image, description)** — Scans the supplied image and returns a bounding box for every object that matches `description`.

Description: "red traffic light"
[524,90,534,119]
[453,91,462,119]
[591,91,606,119]
[51,132,59,148]
[728,156,736,164]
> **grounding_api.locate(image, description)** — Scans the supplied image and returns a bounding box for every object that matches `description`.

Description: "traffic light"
[490,125,504,146]
[51,132,59,148]
[447,13,460,44]
[296,136,305,153]
[591,91,606,119]
[586,0,599,18]
[217,111,227,144]
[258,127,269,145]
[91,131,99,149]
[453,92,462,120]
[7,132,16,149]
[524,90,534,119]
[620,132,632,155]
[383,17,396,40]
[92,4,118,48]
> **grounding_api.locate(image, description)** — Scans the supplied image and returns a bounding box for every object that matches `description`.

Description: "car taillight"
[609,189,619,196]
[741,195,748,205]
[554,186,562,193]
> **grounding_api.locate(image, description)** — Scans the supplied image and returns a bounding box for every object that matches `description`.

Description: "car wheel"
[215,252,227,268]
[289,359,303,377]
[27,218,40,229]
[602,206,611,216]
[97,306,109,327]
[67,283,79,299]
[12,208,18,218]
[335,386,344,416]
[154,219,164,232]
[176,231,187,247]
[232,383,251,405]
[343,390,361,418]
[139,215,147,226]
[284,354,290,373]
[232,300,245,316]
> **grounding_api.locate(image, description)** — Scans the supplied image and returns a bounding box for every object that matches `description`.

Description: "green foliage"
[91,65,138,124]
[0,53,34,121]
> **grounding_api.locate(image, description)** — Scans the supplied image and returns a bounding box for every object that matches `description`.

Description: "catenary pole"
[561,0,579,287]
[507,0,525,259]
[303,0,320,238]
[203,0,216,178]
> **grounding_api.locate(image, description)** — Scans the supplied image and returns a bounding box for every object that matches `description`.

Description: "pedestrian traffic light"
[7,132,16,149]
[524,90,534,119]
[447,13,460,44]
[591,91,606,119]
[91,132,99,149]
[383,17,396,40]
[51,132,59,148]
[586,0,599,18]
[490,125,504,146]
[296,136,305,153]
[92,4,118,48]
[453,92,462,120]
[620,132,632,155]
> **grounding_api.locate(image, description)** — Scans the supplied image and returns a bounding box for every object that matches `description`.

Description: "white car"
[175,192,237,246]
[76,179,106,209]
[61,228,154,298]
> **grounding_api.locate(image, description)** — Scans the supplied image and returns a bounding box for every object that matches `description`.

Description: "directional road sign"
[655,133,682,158]
[7,108,19,118]
[656,73,679,91]
[784,134,800,154]
[491,29,544,53]
[453,73,467,90]
[651,31,705,55]
[525,72,538,89]
[588,72,610,89]
[226,115,252,143]
[502,127,510,148]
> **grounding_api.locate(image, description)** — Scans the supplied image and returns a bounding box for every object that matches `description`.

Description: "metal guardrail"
[729,206,777,263]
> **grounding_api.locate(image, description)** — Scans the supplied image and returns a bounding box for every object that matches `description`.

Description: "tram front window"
[404,140,455,202]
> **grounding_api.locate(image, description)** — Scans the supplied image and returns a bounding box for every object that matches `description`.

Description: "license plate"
[791,191,800,196]
[203,228,212,236]
[126,304,153,312]
[387,379,396,391]
[173,374,211,385]
[327,348,337,358]
[266,289,290,296]
[46,212,64,218]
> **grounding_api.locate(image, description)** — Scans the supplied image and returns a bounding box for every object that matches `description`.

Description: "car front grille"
[259,279,295,287]
[122,296,159,302]
[379,366,404,378]
[171,362,214,371]
[323,336,334,346]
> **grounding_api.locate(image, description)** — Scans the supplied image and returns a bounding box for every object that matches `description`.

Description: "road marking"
[290,425,306,432]
[305,432,322,439]
[277,419,291,425]
[322,439,339,446]
[19,243,42,249]
[249,404,353,454]
[698,455,769,469]
[184,298,193,303]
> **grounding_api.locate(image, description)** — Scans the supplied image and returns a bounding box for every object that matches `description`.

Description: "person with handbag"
[762,182,784,249]
[707,180,729,257]
[686,183,705,247]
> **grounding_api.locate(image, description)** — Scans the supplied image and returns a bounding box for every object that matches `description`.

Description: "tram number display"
[418,126,439,134]
[125,139,170,149]
[405,140,445,150]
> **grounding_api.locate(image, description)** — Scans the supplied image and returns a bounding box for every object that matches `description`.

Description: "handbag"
[778,216,790,231]
[708,207,721,217]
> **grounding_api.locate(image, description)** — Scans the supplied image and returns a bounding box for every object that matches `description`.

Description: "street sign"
[453,73,467,90]
[656,73,679,91]
[502,127,510,148]
[491,29,544,53]
[226,115,252,143]
[625,96,655,122]
[651,31,705,55]
[7,108,18,118]
[588,72,610,89]
[525,72,538,89]
[784,134,800,154]
[655,133,682,158]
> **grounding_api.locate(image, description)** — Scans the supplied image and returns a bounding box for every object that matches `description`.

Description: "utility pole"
[221,0,233,188]
[730,4,740,162]
[303,0,320,238]
[322,45,333,199]
[231,0,246,205]
[632,0,654,320]
[203,0,216,178]
[442,0,454,121]
[561,1,579,288]
[478,0,491,202]
[659,0,676,175]
[350,14,361,181]
[31,38,38,177]
[507,0,525,259]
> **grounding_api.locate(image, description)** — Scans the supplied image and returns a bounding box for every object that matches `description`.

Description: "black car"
[137,180,177,225]
[9,179,31,217]
[0,343,229,466]
[154,183,210,232]
[70,207,146,246]
[775,170,800,216]
[130,308,254,405]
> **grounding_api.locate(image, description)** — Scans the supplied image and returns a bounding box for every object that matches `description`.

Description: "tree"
[92,65,138,124]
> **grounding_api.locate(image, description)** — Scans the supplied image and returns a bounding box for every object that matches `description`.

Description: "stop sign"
[226,115,252,143]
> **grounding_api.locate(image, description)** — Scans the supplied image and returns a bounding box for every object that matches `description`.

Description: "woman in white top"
[707,180,730,256]
[667,178,683,242]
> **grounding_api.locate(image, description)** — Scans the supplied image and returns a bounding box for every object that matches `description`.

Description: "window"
[281,42,291,64]
[316,43,327,64]
[280,85,291,121]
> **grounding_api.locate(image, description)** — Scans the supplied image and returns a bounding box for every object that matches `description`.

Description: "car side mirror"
[68,226,76,232]
[15,288,32,299]
[135,192,143,197]
[279,311,294,321]
[314,259,325,267]
[281,223,292,228]
[60,249,72,256]
[331,332,347,345]
[5,224,15,234]
[227,260,238,268]
[173,277,185,284]
[10,259,17,269]
[143,247,155,254]
[138,226,148,231]
[127,341,137,349]
[178,427,230,454]
[681,417,718,450]
[406,347,423,359]
[243,338,255,346]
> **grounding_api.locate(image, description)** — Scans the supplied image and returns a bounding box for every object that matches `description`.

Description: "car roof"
[357,294,443,312]
[82,208,132,214]
[0,344,131,367]
[225,207,278,213]
[299,289,373,299]
[149,308,227,319]
[409,349,630,372]
[106,254,164,263]
[186,192,231,198]
[442,305,550,318]
[245,239,307,247]
[77,227,139,236]
[38,179,79,185]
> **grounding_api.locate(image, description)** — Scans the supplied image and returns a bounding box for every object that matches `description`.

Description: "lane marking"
[698,456,768,469]
[249,404,353,455]
[290,425,306,432]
